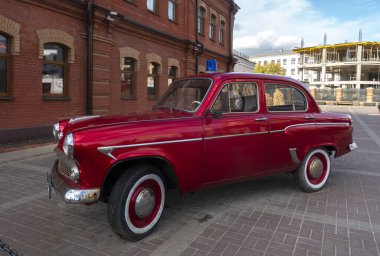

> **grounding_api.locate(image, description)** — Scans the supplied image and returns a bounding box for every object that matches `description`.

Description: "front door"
[202,81,268,185]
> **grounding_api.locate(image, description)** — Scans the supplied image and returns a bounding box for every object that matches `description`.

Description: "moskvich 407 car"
[48,72,357,240]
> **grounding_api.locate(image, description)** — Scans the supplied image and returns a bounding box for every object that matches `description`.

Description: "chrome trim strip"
[98,138,203,159]
[69,115,100,124]
[205,131,268,140]
[111,138,203,149]
[316,122,350,127]
[98,147,117,160]
[269,130,285,133]
[74,117,198,133]
[286,123,316,130]
[271,122,349,134]
[255,117,268,122]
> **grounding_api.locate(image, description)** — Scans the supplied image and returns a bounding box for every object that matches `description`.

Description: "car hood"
[66,110,193,133]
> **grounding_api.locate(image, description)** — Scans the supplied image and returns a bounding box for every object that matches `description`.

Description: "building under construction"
[294,35,380,89]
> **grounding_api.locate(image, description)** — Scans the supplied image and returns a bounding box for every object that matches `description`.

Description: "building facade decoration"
[167,57,180,76]
[36,29,75,63]
[0,15,20,55]
[119,47,140,71]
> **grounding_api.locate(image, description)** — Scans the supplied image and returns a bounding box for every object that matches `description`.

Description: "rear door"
[265,82,317,173]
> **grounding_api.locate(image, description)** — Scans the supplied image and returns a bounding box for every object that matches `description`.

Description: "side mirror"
[206,108,222,119]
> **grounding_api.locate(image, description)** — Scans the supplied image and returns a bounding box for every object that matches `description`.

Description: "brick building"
[0,0,239,143]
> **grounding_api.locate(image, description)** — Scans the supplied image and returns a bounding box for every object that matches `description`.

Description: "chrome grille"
[58,160,74,179]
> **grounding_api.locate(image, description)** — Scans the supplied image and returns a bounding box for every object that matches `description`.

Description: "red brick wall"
[0,1,87,132]
[0,0,235,142]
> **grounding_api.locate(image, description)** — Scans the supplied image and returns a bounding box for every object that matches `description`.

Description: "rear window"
[265,84,307,112]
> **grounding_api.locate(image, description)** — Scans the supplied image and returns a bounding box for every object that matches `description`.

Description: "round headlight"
[63,133,74,159]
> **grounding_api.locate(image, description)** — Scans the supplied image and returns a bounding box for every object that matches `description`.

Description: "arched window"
[198,7,206,35]
[42,43,68,97]
[168,66,178,86]
[219,20,225,44]
[0,33,10,97]
[210,14,217,40]
[121,57,136,98]
[147,62,160,97]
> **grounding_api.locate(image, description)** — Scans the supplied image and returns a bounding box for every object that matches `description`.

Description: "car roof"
[184,72,308,89]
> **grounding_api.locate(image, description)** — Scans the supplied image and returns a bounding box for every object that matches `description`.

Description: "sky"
[233,0,380,56]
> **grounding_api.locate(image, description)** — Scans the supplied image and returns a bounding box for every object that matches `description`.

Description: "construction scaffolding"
[294,42,380,89]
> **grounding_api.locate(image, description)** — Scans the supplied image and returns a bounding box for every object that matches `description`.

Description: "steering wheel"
[191,101,201,110]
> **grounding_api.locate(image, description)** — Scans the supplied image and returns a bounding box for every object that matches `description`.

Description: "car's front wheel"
[107,165,165,240]
[294,148,331,192]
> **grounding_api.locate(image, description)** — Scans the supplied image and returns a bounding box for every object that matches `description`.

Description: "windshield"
[154,78,212,112]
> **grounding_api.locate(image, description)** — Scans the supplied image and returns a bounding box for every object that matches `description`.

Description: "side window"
[265,84,307,112]
[212,82,258,113]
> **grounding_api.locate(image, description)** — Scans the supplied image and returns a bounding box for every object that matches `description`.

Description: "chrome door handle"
[304,116,315,120]
[255,117,268,122]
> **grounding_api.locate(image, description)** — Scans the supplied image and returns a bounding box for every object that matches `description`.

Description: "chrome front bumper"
[349,141,358,151]
[47,164,100,204]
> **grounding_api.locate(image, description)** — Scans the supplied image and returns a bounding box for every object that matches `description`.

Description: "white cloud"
[234,31,299,53]
[233,0,380,55]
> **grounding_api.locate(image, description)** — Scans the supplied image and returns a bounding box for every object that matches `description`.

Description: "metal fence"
[374,89,380,102]
[314,89,336,101]
[313,88,379,103]
[341,89,366,101]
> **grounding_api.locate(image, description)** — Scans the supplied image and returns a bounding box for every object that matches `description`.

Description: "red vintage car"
[48,72,357,240]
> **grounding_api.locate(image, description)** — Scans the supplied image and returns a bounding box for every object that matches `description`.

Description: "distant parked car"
[48,72,357,240]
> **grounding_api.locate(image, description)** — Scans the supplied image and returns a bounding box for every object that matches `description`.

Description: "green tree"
[254,63,285,75]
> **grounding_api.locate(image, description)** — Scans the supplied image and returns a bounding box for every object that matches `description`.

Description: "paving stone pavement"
[0,106,380,256]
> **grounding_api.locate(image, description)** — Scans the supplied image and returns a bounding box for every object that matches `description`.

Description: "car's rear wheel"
[294,148,331,192]
[107,165,165,240]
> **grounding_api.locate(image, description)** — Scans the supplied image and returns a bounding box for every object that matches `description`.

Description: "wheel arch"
[298,144,336,162]
[100,156,180,201]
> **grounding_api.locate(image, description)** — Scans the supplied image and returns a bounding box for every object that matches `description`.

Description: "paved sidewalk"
[0,106,380,256]
[0,144,55,164]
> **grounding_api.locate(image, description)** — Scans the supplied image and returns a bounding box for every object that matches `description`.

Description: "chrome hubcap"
[309,158,323,179]
[134,188,155,218]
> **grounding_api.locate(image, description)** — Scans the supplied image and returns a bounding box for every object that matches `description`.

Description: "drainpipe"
[86,0,93,115]
[228,1,235,72]
[195,0,203,73]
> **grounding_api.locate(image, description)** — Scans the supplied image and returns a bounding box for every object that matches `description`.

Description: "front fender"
[99,140,203,193]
